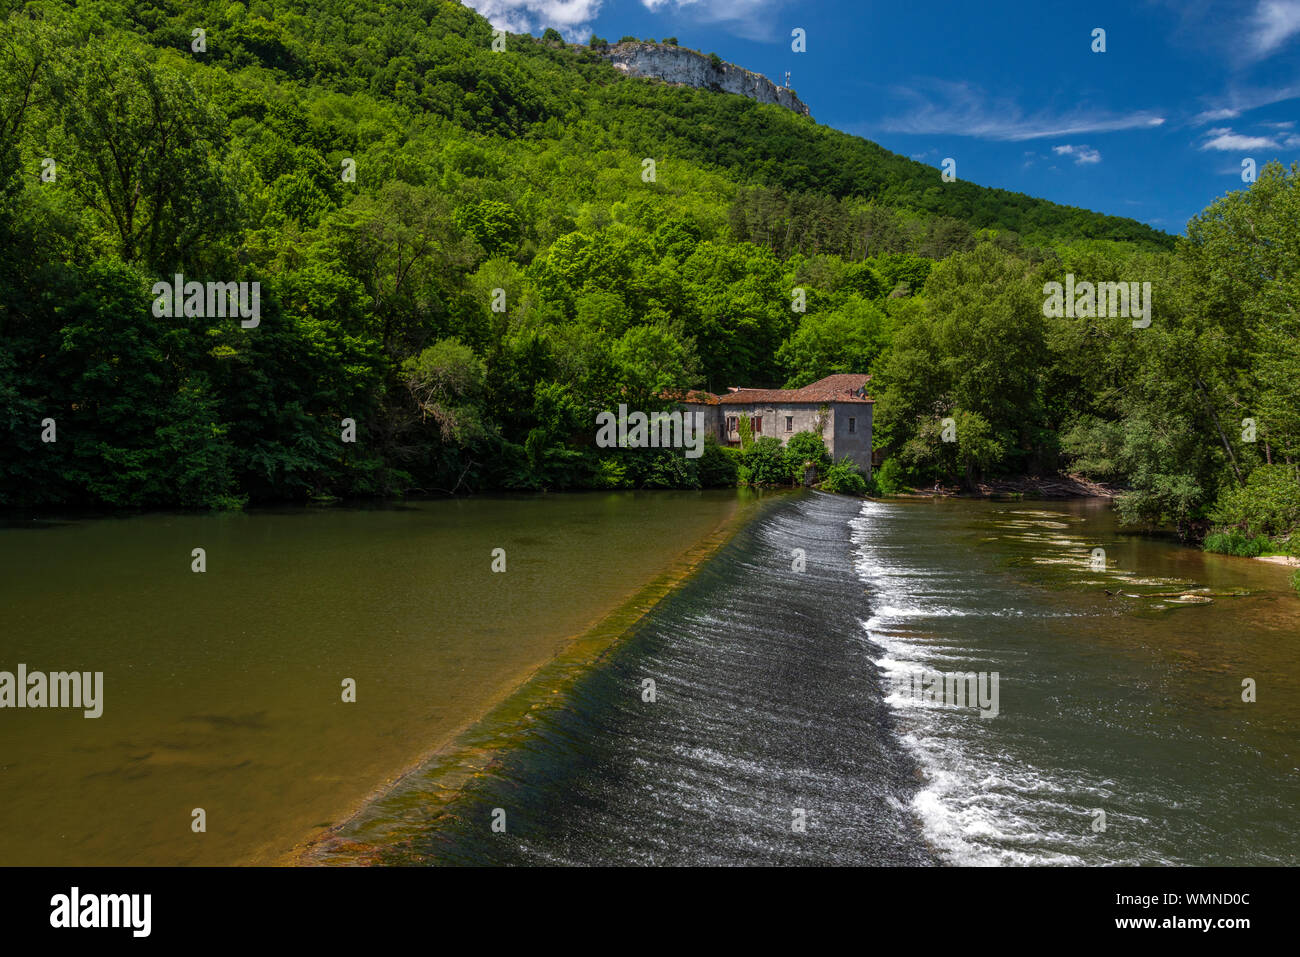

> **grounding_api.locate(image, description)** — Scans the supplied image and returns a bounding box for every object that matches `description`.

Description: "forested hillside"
[2,0,1298,574]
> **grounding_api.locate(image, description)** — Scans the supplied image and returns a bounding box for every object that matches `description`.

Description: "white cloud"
[639,0,791,40]
[1248,0,1300,57]
[1052,144,1102,164]
[462,0,605,38]
[1198,127,1281,150]
[1192,107,1240,125]
[463,0,790,41]
[642,0,783,15]
[1159,0,1300,63]
[1187,84,1300,132]
[876,80,1165,141]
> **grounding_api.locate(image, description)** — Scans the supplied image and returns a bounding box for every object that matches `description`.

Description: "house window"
[848,417,856,434]
[753,416,762,433]
[727,416,737,432]
[785,415,793,432]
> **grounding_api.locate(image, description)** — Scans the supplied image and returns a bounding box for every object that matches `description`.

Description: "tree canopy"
[3,0,1292,557]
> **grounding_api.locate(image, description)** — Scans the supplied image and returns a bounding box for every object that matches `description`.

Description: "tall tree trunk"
[1194,376,1243,485]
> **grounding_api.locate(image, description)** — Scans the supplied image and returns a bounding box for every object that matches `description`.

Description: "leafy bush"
[873,457,906,495]
[897,408,1004,487]
[641,449,701,489]
[698,438,739,488]
[1203,530,1273,558]
[1060,416,1126,480]
[1209,465,1300,538]
[589,456,630,489]
[743,437,790,486]
[783,430,831,478]
[822,458,868,495]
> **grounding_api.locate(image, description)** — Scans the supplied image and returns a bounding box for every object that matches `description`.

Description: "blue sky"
[463,0,1300,236]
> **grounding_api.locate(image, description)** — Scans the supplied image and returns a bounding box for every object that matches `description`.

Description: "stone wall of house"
[829,404,873,476]
[599,42,811,117]
[715,403,829,445]
[683,399,873,477]
[693,404,724,443]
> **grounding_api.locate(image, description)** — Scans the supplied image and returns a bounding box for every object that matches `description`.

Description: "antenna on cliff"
[785,71,791,88]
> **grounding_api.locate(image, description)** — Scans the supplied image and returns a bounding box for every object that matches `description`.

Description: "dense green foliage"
[821,458,868,496]
[865,164,1300,547]
[2,0,1294,561]
[696,437,738,488]
[872,457,906,496]
[1203,530,1273,559]
[784,429,831,473]
[1208,465,1300,540]
[728,429,865,495]
[737,436,788,487]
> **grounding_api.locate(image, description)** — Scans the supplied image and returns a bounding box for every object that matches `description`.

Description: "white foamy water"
[849,501,1132,866]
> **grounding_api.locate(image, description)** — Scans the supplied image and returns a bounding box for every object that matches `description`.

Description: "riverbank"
[893,473,1120,499]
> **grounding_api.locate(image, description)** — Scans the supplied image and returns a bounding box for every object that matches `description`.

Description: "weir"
[316,492,933,866]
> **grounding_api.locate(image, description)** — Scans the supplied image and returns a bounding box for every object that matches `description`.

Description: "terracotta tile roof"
[678,374,873,406]
[792,374,874,402]
[670,374,873,403]
[659,388,720,405]
[715,388,797,404]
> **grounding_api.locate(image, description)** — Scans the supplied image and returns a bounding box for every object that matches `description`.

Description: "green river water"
[0,491,749,865]
[2,492,1296,866]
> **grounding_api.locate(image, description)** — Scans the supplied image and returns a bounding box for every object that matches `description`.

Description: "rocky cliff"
[598,42,811,118]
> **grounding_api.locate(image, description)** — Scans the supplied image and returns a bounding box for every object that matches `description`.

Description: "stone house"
[675,374,874,475]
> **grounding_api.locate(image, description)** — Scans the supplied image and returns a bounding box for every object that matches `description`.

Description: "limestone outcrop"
[598,42,811,117]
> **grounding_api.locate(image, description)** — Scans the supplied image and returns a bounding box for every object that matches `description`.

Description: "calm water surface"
[0,492,749,864]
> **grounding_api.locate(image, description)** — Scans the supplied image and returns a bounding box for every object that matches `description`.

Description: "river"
[854,496,1300,865]
[0,491,752,865]
[3,492,1297,865]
